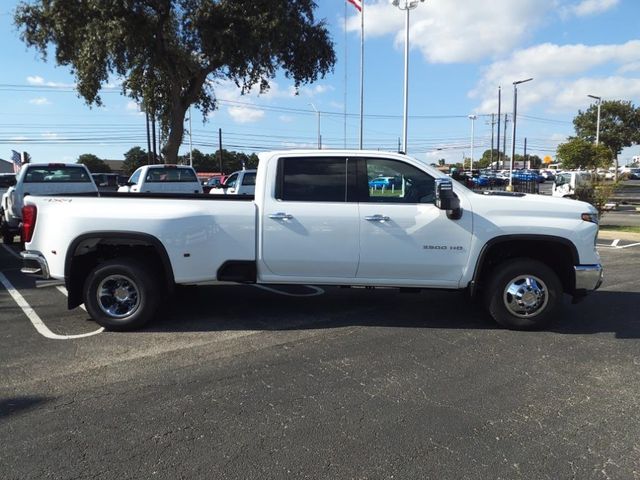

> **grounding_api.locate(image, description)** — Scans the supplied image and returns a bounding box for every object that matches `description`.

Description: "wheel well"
[65,235,174,309]
[474,239,576,295]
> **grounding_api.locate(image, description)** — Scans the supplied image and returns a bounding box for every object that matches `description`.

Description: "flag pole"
[358,0,364,149]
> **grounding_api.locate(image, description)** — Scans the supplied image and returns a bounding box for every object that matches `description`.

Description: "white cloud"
[26,75,74,88]
[29,97,51,106]
[471,40,640,113]
[563,0,619,17]
[278,115,294,123]
[618,61,640,74]
[347,0,555,63]
[228,106,265,123]
[126,100,140,111]
[41,132,59,139]
[10,136,28,142]
[26,75,44,85]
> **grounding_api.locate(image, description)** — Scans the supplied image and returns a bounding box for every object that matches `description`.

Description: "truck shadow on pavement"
[0,396,52,419]
[147,286,640,339]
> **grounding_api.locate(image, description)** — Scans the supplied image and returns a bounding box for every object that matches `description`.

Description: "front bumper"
[21,250,50,279]
[574,264,603,292]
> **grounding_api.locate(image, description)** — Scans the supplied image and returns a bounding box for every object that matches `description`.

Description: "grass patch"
[599,225,640,234]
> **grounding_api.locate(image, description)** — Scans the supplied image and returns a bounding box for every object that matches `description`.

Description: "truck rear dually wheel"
[83,258,159,331]
[484,258,562,330]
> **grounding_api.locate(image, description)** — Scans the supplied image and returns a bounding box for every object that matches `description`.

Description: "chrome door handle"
[268,212,293,220]
[365,214,390,222]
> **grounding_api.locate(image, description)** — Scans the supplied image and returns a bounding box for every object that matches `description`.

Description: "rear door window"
[276,157,356,202]
[241,172,256,186]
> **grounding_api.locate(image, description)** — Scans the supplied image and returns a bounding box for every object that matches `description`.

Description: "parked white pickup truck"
[1,163,97,244]
[118,164,203,194]
[209,169,256,195]
[21,150,602,331]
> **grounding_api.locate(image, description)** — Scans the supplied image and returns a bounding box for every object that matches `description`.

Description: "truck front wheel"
[83,258,159,331]
[484,258,562,330]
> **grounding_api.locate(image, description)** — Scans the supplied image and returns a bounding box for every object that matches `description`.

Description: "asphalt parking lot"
[1,239,639,479]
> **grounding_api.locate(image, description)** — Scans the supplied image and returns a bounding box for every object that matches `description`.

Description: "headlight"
[581,212,599,224]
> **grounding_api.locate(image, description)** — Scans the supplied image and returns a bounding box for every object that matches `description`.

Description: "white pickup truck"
[209,169,256,195]
[1,163,97,244]
[117,164,203,194]
[20,150,603,331]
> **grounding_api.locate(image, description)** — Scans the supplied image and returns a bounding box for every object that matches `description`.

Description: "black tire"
[83,258,159,331]
[484,258,563,330]
[1,223,14,245]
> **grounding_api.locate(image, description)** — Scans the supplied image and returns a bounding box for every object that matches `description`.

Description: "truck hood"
[467,190,597,218]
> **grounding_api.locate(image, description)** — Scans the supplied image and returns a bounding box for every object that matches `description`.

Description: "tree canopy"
[178,148,258,174]
[77,153,112,173]
[122,147,149,175]
[556,137,612,170]
[573,100,640,157]
[15,0,336,162]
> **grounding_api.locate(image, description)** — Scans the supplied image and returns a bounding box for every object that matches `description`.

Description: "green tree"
[573,100,640,173]
[122,147,148,175]
[556,138,612,170]
[77,153,112,173]
[15,1,336,163]
[478,149,500,168]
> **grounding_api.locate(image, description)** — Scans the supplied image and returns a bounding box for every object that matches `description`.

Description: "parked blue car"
[368,176,397,188]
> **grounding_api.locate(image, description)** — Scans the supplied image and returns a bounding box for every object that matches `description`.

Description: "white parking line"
[611,239,620,247]
[0,272,103,340]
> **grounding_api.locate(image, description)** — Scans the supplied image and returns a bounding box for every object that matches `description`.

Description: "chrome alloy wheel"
[96,274,141,319]
[502,274,549,318]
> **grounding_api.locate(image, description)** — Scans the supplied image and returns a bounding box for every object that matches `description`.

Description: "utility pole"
[524,137,528,169]
[188,106,193,167]
[218,128,223,174]
[502,114,508,170]
[145,110,152,164]
[496,86,501,169]
[151,111,157,164]
[490,113,495,168]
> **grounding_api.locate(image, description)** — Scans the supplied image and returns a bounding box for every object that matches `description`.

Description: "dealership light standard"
[468,114,477,171]
[310,103,321,149]
[392,0,425,154]
[587,94,602,146]
[508,77,533,190]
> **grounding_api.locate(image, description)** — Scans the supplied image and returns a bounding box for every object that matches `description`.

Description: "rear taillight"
[21,205,37,243]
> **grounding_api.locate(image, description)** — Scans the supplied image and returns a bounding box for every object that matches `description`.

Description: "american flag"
[347,0,362,12]
[11,150,22,173]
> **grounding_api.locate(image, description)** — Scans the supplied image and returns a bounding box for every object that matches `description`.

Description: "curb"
[597,230,640,242]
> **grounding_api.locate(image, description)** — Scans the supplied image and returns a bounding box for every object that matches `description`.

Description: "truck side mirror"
[435,179,462,220]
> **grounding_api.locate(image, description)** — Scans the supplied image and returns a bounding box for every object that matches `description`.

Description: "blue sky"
[1,0,639,166]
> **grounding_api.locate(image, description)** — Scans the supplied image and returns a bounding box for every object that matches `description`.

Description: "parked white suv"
[118,165,203,194]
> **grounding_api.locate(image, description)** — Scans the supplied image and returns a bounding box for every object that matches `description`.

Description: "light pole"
[508,77,533,190]
[468,114,477,171]
[310,103,321,149]
[392,0,425,154]
[587,94,602,146]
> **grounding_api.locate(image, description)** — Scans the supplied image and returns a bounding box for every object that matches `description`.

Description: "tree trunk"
[164,103,188,164]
